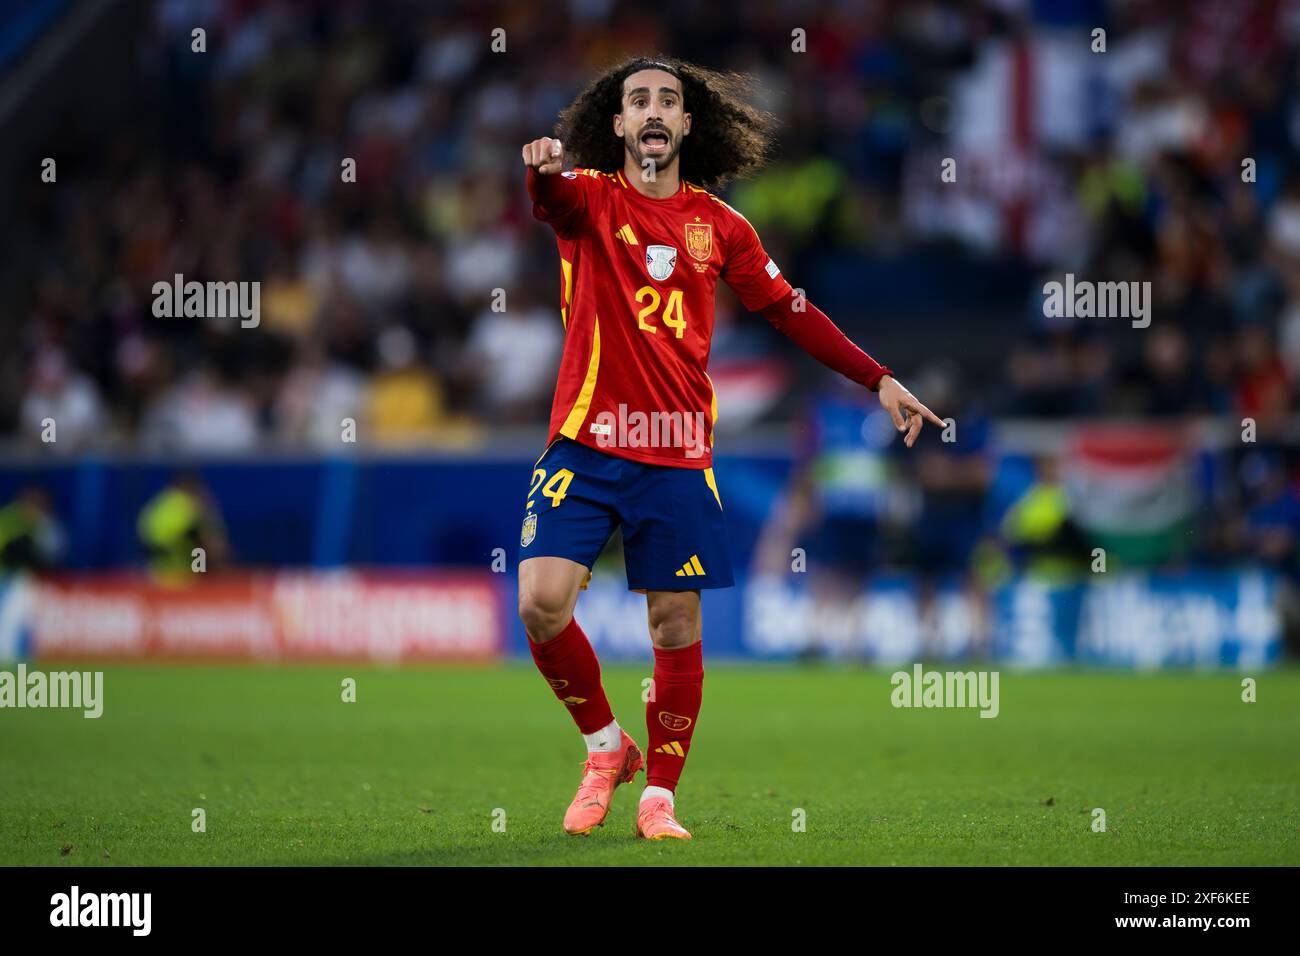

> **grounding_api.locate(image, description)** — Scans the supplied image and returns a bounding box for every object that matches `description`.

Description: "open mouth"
[640,128,670,154]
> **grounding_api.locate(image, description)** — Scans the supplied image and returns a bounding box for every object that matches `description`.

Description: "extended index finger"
[912,400,947,429]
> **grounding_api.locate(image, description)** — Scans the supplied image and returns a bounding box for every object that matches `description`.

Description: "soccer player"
[518,57,944,840]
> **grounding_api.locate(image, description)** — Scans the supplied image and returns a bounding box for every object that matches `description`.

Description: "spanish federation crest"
[646,245,677,281]
[521,513,537,548]
[685,221,713,261]
[658,711,694,731]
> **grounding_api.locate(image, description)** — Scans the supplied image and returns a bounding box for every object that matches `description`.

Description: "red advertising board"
[27,571,504,662]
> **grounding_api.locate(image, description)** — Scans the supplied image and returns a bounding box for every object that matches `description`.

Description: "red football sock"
[527,617,615,735]
[645,641,704,791]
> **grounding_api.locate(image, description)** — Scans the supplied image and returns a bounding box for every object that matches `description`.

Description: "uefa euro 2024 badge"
[646,245,677,281]
[521,512,537,548]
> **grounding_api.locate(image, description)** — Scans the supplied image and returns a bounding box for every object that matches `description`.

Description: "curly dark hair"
[556,56,777,192]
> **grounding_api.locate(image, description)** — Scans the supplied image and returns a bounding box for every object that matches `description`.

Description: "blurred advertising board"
[544,572,1282,668]
[0,571,504,662]
[2,570,1281,668]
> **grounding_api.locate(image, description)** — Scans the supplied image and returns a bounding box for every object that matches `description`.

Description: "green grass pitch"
[2,664,1297,866]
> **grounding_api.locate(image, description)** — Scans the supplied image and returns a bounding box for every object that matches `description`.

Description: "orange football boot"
[635,795,692,840]
[562,730,643,836]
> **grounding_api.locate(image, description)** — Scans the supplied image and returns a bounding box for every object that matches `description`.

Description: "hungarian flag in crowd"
[1067,425,1196,566]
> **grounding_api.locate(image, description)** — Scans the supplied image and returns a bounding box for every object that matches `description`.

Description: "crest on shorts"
[521,513,537,548]
[658,711,693,732]
[684,222,712,261]
[646,245,677,281]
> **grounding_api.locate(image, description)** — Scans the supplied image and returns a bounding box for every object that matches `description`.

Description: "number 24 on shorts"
[528,468,575,509]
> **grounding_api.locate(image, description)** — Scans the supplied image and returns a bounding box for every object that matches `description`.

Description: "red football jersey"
[529,167,792,469]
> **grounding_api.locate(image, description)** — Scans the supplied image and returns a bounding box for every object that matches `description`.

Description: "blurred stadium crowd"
[1,0,1299,587]
[8,0,1300,448]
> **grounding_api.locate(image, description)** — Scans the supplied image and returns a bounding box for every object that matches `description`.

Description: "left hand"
[877,375,947,448]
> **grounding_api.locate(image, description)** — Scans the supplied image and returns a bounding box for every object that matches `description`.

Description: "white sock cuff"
[641,785,674,806]
[582,718,621,753]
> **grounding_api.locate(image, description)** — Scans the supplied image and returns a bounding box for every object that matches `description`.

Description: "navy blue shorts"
[518,438,734,591]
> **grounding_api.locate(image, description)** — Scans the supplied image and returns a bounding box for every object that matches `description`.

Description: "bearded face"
[614,68,690,177]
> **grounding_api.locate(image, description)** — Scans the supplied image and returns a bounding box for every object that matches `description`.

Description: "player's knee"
[518,588,570,642]
[648,609,700,650]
